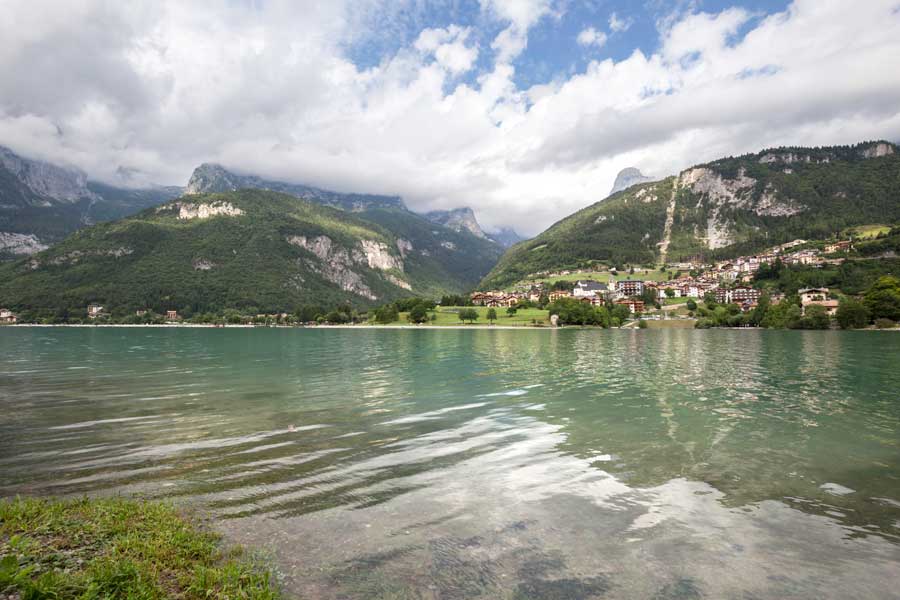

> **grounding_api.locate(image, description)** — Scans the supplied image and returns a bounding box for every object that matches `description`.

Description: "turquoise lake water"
[1,328,898,598]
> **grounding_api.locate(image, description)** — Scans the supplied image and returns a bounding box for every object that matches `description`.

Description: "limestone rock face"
[861,142,894,159]
[174,201,244,220]
[0,146,99,204]
[285,234,408,299]
[424,207,487,239]
[0,232,49,255]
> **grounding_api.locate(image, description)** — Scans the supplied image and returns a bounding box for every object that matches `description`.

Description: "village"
[471,238,851,318]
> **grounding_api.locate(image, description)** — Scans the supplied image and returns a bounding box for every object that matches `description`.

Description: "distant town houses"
[473,236,857,319]
[0,308,17,324]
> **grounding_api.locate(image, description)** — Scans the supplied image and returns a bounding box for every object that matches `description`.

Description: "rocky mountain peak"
[487,227,525,248]
[424,207,487,239]
[183,163,405,212]
[185,163,243,194]
[609,167,655,196]
[0,146,98,203]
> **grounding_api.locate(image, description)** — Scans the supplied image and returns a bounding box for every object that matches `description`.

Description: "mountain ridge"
[186,163,406,212]
[0,189,504,317]
[479,140,900,289]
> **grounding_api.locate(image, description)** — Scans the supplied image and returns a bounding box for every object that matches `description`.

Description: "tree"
[836,297,870,329]
[664,288,675,298]
[686,299,697,311]
[801,304,831,330]
[610,304,631,324]
[864,276,900,321]
[486,308,497,323]
[506,306,518,317]
[373,304,399,324]
[458,308,479,324]
[408,303,429,324]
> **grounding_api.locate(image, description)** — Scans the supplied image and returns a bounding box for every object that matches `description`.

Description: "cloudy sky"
[2,0,899,235]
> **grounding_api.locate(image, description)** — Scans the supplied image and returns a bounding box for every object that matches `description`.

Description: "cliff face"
[0,146,99,205]
[0,147,180,258]
[424,207,487,238]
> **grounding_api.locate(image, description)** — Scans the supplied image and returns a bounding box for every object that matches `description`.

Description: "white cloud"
[415,25,478,74]
[1,0,900,237]
[608,12,633,33]
[577,27,608,48]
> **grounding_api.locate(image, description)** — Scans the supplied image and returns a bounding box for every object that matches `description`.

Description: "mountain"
[186,163,405,212]
[0,189,504,317]
[487,227,525,248]
[424,207,487,238]
[424,207,525,247]
[480,141,900,289]
[609,167,656,195]
[0,146,181,258]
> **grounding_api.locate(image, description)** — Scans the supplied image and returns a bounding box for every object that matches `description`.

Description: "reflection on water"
[1,328,899,598]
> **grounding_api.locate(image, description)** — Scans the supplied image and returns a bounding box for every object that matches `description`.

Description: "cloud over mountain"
[1,0,899,235]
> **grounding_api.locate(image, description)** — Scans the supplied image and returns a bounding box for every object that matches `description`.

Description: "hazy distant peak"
[609,167,655,196]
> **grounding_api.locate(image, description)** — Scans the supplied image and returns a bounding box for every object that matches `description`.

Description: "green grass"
[0,497,279,600]
[392,306,551,326]
[847,224,892,239]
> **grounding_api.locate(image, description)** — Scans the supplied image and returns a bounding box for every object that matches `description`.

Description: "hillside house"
[470,293,490,306]
[717,286,761,304]
[572,280,609,299]
[824,240,852,253]
[617,279,644,297]
[87,304,105,319]
[615,299,645,314]
[799,288,829,305]
[548,290,571,301]
[166,310,180,322]
[804,299,839,316]
[800,287,837,316]
[0,309,17,324]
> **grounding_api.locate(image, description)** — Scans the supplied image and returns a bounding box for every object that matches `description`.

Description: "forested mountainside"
[480,141,900,289]
[0,190,502,317]
[0,146,181,258]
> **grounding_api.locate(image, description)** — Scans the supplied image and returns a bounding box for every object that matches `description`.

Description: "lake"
[1,328,898,599]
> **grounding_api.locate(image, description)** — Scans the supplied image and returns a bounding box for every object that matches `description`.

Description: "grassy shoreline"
[0,496,280,599]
